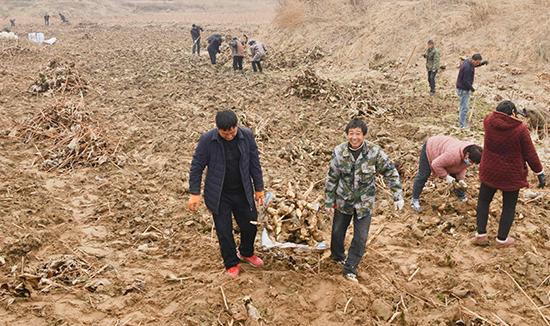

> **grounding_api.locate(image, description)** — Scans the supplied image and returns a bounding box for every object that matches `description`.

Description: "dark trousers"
[330,209,372,275]
[252,60,262,72]
[192,38,200,55]
[428,70,437,93]
[412,142,465,200]
[476,183,519,241]
[233,56,243,70]
[213,191,258,269]
[208,48,217,64]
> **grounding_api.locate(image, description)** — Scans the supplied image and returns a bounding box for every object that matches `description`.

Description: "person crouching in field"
[325,118,404,283]
[188,110,265,278]
[473,100,545,247]
[411,135,482,212]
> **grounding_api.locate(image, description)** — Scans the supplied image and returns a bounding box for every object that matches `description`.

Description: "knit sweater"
[479,112,543,191]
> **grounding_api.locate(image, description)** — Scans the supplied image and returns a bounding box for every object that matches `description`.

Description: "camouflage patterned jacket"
[325,141,403,219]
[425,47,440,72]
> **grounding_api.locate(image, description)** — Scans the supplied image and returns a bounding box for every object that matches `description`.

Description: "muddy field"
[1,1,550,325]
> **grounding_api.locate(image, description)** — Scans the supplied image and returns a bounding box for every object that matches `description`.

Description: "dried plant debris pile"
[286,68,395,116]
[263,182,327,246]
[28,59,88,95]
[14,101,119,170]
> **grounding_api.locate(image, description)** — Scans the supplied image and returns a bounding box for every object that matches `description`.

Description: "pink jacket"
[426,135,473,180]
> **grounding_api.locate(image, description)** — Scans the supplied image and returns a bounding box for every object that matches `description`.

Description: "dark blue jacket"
[189,127,264,215]
[456,59,475,91]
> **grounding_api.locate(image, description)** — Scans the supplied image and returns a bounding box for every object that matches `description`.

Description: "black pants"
[476,183,519,241]
[428,70,437,93]
[233,56,243,70]
[213,191,258,269]
[252,60,262,72]
[192,38,200,55]
[208,48,217,64]
[412,143,465,200]
[330,210,372,275]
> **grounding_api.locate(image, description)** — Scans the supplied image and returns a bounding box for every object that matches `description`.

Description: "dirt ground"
[1,1,550,325]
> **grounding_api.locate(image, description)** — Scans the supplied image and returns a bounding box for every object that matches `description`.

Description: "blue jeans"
[457,89,471,128]
[330,209,372,275]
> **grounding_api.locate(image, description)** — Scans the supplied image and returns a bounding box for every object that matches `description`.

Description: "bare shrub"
[274,0,306,29]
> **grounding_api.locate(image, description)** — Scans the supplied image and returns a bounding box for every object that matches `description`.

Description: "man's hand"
[471,87,475,93]
[255,191,265,206]
[187,194,201,212]
[457,180,468,189]
[537,173,546,189]
[394,198,404,211]
[445,175,456,184]
[326,207,334,216]
[480,60,489,66]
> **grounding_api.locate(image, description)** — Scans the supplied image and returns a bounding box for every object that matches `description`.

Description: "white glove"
[394,198,404,211]
[445,175,456,184]
[458,180,467,189]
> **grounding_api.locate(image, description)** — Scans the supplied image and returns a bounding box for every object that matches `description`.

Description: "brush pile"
[15,101,116,170]
[28,59,88,95]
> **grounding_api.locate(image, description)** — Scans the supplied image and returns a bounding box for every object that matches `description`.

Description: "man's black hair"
[345,118,368,135]
[496,100,517,115]
[472,53,483,61]
[464,145,483,164]
[215,110,238,130]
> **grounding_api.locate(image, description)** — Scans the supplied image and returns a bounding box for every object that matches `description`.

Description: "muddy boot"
[471,233,489,246]
[496,237,515,248]
[411,199,421,212]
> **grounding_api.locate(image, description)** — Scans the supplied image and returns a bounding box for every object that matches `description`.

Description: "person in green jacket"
[325,118,404,283]
[423,39,440,95]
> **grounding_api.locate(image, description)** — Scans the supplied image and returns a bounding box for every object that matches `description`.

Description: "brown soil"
[1,1,549,325]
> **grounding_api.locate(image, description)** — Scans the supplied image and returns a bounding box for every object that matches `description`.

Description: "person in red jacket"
[411,135,482,212]
[473,101,545,247]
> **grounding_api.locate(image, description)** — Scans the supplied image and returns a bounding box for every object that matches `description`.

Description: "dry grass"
[469,0,493,26]
[274,0,306,29]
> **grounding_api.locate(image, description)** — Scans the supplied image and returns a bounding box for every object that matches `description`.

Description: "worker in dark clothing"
[207,34,223,65]
[188,110,265,278]
[191,24,204,55]
[456,53,488,128]
[59,13,68,24]
[44,13,50,26]
[10,19,15,28]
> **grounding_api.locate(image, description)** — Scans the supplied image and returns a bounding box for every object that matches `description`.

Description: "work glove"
[537,173,546,189]
[458,180,468,189]
[480,60,489,66]
[255,191,265,206]
[470,87,475,93]
[325,202,336,216]
[394,198,405,211]
[445,175,456,184]
[187,194,201,211]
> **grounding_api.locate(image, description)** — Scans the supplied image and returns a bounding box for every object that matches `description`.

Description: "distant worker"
[44,13,50,26]
[456,53,488,128]
[207,34,223,65]
[473,101,545,247]
[411,135,482,212]
[248,40,267,73]
[59,13,68,24]
[423,39,440,95]
[10,19,16,28]
[190,24,204,56]
[229,37,245,71]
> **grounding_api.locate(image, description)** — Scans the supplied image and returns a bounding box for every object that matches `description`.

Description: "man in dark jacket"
[207,34,223,64]
[456,53,487,128]
[44,13,50,26]
[188,110,265,278]
[190,24,203,55]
